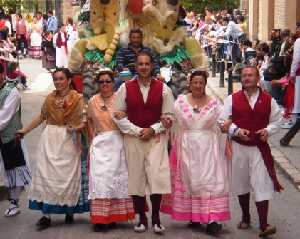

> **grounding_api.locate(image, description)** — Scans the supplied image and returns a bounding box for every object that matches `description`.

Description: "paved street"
[0,59,300,239]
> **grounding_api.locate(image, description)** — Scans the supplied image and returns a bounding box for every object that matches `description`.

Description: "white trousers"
[231,142,274,202]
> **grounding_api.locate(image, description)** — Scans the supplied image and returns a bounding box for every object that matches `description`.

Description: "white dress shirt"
[290,38,300,77]
[114,79,174,136]
[0,87,21,131]
[219,89,282,137]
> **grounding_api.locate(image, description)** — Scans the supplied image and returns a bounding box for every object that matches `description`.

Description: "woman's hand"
[15,129,26,141]
[67,125,74,134]
[113,111,127,120]
[220,119,232,133]
[161,115,173,129]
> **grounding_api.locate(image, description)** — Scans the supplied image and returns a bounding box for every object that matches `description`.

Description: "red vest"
[232,89,271,142]
[126,78,163,128]
[232,89,283,192]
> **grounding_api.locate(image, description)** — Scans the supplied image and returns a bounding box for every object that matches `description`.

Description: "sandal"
[259,225,276,237]
[237,221,251,230]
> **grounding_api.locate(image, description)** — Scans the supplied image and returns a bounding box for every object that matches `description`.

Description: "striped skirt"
[28,46,42,59]
[160,145,230,223]
[90,198,135,224]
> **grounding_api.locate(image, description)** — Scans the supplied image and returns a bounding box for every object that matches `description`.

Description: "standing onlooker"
[270,29,282,57]
[280,22,300,146]
[41,32,55,71]
[66,18,78,53]
[9,10,17,37]
[16,14,27,57]
[28,17,42,59]
[46,11,58,33]
[4,15,12,38]
[222,16,245,64]
[36,12,43,27]
[53,25,68,68]
[0,15,8,40]
[279,29,291,57]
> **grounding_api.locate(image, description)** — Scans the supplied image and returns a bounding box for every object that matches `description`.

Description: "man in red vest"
[114,51,174,234]
[219,66,282,237]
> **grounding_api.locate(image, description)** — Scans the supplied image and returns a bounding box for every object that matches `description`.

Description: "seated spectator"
[116,28,162,79]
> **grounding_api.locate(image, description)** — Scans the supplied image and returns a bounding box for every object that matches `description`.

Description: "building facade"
[242,0,300,41]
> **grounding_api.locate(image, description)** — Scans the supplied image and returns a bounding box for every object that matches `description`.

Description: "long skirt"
[28,46,42,59]
[42,49,55,70]
[161,145,230,223]
[29,125,84,214]
[89,131,134,224]
[55,47,68,68]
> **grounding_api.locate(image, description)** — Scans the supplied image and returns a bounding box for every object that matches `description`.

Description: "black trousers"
[0,139,26,170]
[281,118,300,144]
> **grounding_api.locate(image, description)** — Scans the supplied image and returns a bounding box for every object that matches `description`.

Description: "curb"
[207,77,300,192]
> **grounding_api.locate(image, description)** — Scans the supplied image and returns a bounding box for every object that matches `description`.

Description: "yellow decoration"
[88,34,109,51]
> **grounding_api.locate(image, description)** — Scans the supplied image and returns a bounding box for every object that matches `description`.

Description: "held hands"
[161,115,172,129]
[219,119,232,133]
[237,128,250,141]
[139,128,155,141]
[256,129,269,142]
[15,129,26,141]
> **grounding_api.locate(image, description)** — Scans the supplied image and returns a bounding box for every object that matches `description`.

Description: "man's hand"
[256,129,269,142]
[161,116,172,129]
[237,128,250,141]
[139,128,155,141]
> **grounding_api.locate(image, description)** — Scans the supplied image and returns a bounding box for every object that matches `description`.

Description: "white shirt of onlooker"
[224,21,243,39]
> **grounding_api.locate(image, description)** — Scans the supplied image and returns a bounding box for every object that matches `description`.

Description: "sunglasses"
[98,80,113,84]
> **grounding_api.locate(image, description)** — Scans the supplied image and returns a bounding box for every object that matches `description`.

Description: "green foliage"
[180,0,239,13]
[0,0,21,11]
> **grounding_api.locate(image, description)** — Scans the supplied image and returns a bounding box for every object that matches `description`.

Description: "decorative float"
[69,0,208,99]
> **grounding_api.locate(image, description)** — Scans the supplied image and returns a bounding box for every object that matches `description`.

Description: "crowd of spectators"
[185,8,300,136]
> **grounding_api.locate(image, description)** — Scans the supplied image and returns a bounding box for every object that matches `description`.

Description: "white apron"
[28,125,81,206]
[89,131,129,200]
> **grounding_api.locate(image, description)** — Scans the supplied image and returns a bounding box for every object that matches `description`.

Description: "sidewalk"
[207,73,300,191]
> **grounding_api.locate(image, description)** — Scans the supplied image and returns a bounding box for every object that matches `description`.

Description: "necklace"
[100,94,113,111]
[54,95,68,109]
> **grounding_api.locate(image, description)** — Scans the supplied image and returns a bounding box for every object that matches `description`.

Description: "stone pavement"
[1,59,300,239]
[207,73,300,191]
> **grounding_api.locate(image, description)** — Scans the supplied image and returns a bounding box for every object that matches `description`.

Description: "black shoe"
[188,221,201,228]
[94,224,108,232]
[108,222,117,229]
[36,216,51,231]
[65,214,74,224]
[206,222,222,235]
[280,138,290,147]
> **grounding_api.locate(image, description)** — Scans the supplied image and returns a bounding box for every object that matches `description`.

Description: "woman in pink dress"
[161,70,231,235]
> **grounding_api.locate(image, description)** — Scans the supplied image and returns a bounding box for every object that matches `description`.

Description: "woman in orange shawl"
[17,68,88,231]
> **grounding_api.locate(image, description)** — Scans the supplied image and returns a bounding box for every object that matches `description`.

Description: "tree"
[180,0,239,13]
